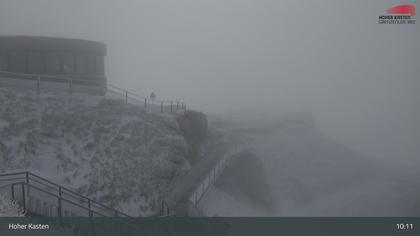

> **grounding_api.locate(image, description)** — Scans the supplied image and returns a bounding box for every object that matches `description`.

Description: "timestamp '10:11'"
[396,223,414,230]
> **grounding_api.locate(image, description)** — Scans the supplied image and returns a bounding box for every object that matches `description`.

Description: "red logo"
[387,4,416,16]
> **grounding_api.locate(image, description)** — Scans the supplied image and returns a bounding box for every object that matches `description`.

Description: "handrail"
[9,182,107,217]
[0,171,131,217]
[2,181,146,236]
[0,70,187,112]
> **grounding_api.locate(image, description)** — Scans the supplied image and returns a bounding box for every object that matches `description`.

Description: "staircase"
[161,143,235,216]
[0,172,146,236]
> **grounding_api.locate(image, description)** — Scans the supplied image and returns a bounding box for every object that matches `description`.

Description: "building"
[0,36,106,88]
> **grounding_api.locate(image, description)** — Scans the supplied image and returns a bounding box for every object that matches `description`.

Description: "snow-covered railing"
[0,70,186,113]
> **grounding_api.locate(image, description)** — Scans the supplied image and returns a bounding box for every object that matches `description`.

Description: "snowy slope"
[0,88,191,216]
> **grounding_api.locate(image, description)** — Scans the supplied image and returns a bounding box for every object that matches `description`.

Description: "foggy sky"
[0,0,419,161]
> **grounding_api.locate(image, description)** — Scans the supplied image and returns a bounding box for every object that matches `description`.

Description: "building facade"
[0,36,106,86]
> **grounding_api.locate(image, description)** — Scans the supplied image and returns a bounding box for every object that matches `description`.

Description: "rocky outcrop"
[176,110,208,164]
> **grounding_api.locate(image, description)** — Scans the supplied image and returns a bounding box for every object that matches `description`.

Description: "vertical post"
[177,102,179,110]
[170,101,173,113]
[25,172,30,200]
[89,208,94,236]
[125,91,128,104]
[161,102,163,112]
[58,186,62,219]
[21,183,26,213]
[88,199,92,217]
[37,75,40,93]
[11,184,15,199]
[144,98,147,110]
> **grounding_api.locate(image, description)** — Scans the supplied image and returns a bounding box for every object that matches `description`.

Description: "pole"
[58,186,62,219]
[25,172,30,200]
[161,102,163,112]
[21,183,26,213]
[170,101,173,113]
[88,199,92,217]
[125,91,128,104]
[144,98,147,110]
[11,184,15,199]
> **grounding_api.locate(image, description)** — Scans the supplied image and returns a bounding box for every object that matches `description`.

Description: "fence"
[0,172,146,236]
[0,70,186,113]
[161,146,236,216]
[188,154,231,206]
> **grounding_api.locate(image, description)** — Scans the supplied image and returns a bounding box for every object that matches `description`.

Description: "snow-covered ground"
[201,118,420,216]
[0,88,191,216]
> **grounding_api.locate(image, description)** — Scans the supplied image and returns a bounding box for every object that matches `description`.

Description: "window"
[62,52,75,74]
[27,51,45,73]
[10,51,26,72]
[46,52,61,73]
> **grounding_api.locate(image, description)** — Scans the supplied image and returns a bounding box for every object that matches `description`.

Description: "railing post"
[21,183,26,213]
[144,98,147,110]
[161,102,163,112]
[58,186,62,219]
[125,91,128,104]
[177,102,179,110]
[11,184,15,199]
[170,101,173,113]
[88,199,92,217]
[25,172,30,200]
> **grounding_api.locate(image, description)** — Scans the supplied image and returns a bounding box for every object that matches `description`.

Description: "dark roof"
[0,36,106,55]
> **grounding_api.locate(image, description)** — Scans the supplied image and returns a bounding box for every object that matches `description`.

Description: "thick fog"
[1,0,419,215]
[1,0,418,162]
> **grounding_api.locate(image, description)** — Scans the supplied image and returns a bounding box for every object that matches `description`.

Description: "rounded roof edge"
[0,36,106,55]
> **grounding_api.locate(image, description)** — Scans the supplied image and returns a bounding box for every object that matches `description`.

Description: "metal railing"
[0,70,186,113]
[160,150,234,216]
[0,171,148,235]
[189,154,231,206]
[0,171,130,217]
